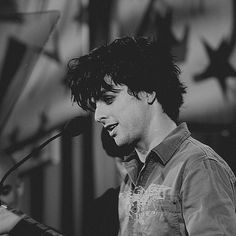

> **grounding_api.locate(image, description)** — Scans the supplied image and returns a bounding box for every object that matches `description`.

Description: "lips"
[105,123,118,135]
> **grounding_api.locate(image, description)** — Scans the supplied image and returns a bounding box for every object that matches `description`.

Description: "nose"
[94,102,107,124]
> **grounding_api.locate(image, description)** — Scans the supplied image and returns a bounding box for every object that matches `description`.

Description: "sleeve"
[181,157,236,235]
[10,215,64,236]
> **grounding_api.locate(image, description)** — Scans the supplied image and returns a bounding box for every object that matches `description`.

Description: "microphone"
[62,115,89,137]
[0,116,88,198]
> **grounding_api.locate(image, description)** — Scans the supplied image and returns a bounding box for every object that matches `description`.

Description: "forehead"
[4,175,17,186]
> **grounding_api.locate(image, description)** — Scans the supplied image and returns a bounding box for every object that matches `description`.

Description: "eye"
[1,185,12,196]
[102,95,114,105]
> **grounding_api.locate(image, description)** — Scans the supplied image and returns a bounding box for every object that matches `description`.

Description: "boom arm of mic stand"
[0,132,62,203]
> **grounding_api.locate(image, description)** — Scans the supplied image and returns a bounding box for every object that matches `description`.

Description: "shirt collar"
[124,122,191,165]
[151,122,191,165]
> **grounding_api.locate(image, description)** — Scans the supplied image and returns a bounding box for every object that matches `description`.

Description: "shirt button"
[131,203,138,213]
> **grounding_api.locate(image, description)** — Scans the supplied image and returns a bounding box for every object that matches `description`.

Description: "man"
[0,150,63,236]
[1,36,236,235]
[0,151,23,209]
[66,36,236,235]
[0,151,24,236]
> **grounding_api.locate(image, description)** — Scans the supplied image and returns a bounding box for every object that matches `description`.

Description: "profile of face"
[0,173,20,208]
[94,77,153,148]
[0,155,23,208]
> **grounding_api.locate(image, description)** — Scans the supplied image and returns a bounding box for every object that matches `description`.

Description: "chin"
[114,140,122,147]
[114,136,129,147]
[113,137,123,146]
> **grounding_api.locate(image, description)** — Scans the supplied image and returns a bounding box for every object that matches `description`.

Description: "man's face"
[0,173,19,208]
[94,78,150,148]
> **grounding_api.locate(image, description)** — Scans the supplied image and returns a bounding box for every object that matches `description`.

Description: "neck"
[135,114,177,163]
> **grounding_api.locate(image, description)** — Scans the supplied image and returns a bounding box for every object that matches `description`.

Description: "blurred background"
[0,0,236,235]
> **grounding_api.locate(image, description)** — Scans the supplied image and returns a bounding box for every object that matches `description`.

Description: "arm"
[181,158,236,235]
[0,205,64,236]
[0,206,22,235]
[10,215,64,236]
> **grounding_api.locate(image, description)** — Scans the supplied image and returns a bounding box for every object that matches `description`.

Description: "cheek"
[115,98,147,128]
[128,108,145,125]
[119,115,144,139]
[1,192,15,204]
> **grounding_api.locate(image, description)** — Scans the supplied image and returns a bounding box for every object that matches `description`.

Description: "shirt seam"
[153,130,191,165]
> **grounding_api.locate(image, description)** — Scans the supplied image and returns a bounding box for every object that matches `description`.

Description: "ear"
[146,91,156,105]
[17,180,24,197]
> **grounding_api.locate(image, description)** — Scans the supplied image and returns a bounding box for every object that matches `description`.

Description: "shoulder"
[176,136,236,181]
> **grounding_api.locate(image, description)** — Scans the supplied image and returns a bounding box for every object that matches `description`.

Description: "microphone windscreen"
[62,116,89,137]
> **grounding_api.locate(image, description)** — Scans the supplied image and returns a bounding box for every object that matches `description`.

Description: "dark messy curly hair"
[66,36,186,123]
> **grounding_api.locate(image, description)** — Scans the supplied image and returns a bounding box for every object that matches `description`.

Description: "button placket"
[137,156,156,188]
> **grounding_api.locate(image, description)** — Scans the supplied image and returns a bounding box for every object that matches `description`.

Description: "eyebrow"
[98,91,117,101]
[100,87,122,94]
[93,86,122,103]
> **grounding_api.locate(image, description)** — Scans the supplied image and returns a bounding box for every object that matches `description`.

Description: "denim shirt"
[118,123,236,236]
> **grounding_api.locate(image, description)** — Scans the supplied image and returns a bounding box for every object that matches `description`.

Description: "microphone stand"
[0,115,88,204]
[0,132,62,203]
[0,116,88,235]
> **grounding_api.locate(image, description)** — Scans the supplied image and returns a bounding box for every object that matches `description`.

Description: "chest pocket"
[132,184,182,236]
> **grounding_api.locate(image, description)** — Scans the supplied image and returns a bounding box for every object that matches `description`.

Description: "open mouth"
[105,123,118,133]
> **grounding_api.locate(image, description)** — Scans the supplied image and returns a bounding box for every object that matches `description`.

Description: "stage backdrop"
[110,0,236,124]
